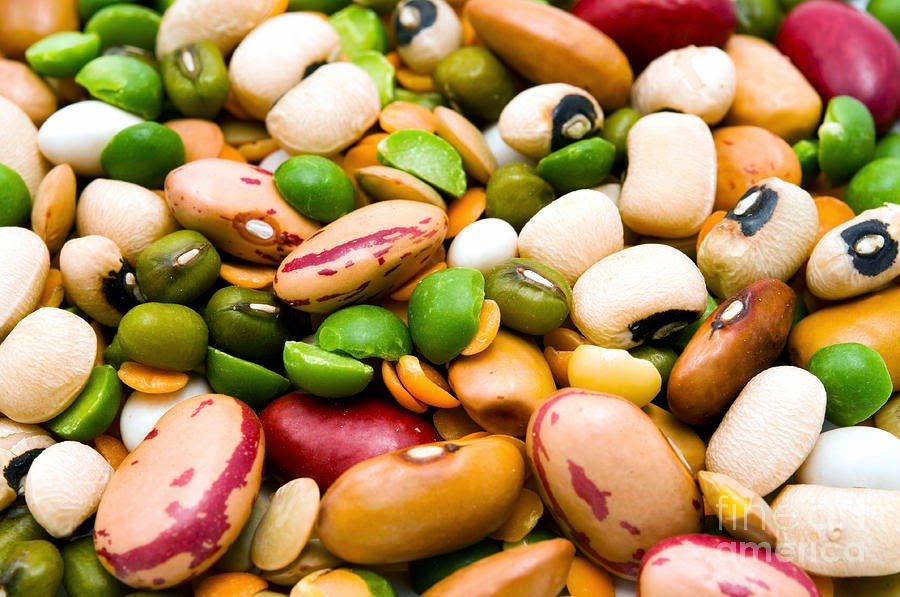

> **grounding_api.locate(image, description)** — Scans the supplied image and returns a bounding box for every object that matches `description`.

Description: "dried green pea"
[25,31,100,78]
[629,343,678,388]
[116,302,208,371]
[44,365,122,442]
[601,106,640,168]
[408,267,484,365]
[734,0,784,41]
[84,4,162,53]
[0,540,63,597]
[329,5,389,59]
[433,46,517,123]
[0,163,31,227]
[315,304,412,361]
[101,121,186,190]
[205,347,290,412]
[484,258,572,336]
[160,40,229,120]
[352,50,396,107]
[843,157,900,214]
[874,132,900,159]
[377,129,467,197]
[485,162,555,231]
[61,536,128,597]
[75,54,163,120]
[283,341,373,398]
[792,138,820,188]
[273,155,356,224]
[818,95,876,186]
[135,229,221,304]
[535,136,615,194]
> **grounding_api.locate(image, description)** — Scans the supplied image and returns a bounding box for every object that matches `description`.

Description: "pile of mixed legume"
[0,0,899,594]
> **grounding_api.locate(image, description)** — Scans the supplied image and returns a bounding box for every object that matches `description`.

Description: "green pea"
[329,5,388,59]
[160,40,229,120]
[117,302,208,371]
[274,155,356,223]
[629,343,678,388]
[484,258,571,336]
[874,132,900,160]
[315,304,412,360]
[408,267,484,365]
[666,293,718,350]
[61,536,128,597]
[287,0,352,13]
[817,95,876,186]
[601,107,640,169]
[352,50,396,107]
[792,138,820,188]
[78,0,129,22]
[135,229,221,304]
[283,341,374,398]
[393,88,445,110]
[377,129,467,197]
[206,347,290,411]
[535,136,615,194]
[204,286,303,366]
[0,503,49,560]
[734,0,784,41]
[433,46,518,123]
[44,365,122,441]
[807,342,893,427]
[868,0,900,41]
[409,539,502,594]
[101,121,185,189]
[485,162,555,231]
[84,4,161,52]
[75,54,163,120]
[346,570,397,597]
[0,164,30,227]
[0,540,63,597]
[353,0,400,13]
[25,31,100,78]
[843,157,900,214]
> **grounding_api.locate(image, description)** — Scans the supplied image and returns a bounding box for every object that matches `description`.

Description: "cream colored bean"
[697,177,818,298]
[30,163,76,255]
[0,58,57,125]
[155,0,281,58]
[618,112,715,238]
[228,13,341,121]
[355,165,447,209]
[498,83,603,160]
[517,189,623,285]
[706,366,826,496]
[36,100,143,177]
[796,426,900,490]
[0,227,49,342]
[0,308,96,424]
[251,477,320,571]
[0,94,48,197]
[24,441,113,538]
[772,484,900,577]
[0,430,55,511]
[266,63,381,156]
[806,203,900,300]
[76,178,180,263]
[446,218,518,274]
[631,45,736,125]
[571,243,708,349]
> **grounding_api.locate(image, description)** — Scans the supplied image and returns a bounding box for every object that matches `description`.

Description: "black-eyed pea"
[433,106,497,184]
[697,177,819,298]
[24,441,113,538]
[251,478,320,572]
[642,404,706,477]
[0,226,49,341]
[617,112,716,238]
[155,0,281,58]
[316,436,525,564]
[638,534,819,597]
[447,328,556,437]
[30,163,76,255]
[706,366,826,496]
[527,388,702,579]
[59,235,144,328]
[0,307,96,424]
[697,471,780,546]
[76,178,180,263]
[420,538,575,597]
[517,189,623,286]
[631,45,736,125]
[806,204,900,300]
[228,12,341,121]
[772,485,900,577]
[165,158,320,265]
[0,94,48,197]
[266,63,381,156]
[498,83,603,160]
[0,428,55,512]
[393,0,463,75]
[571,243,708,349]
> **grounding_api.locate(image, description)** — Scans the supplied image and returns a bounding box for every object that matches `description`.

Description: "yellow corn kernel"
[567,344,661,407]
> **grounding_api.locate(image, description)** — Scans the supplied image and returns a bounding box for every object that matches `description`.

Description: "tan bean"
[30,163,76,255]
[155,0,281,58]
[0,94,48,198]
[0,58,56,125]
[0,227,49,341]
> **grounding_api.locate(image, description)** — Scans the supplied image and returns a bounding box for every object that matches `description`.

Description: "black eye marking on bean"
[303,60,327,79]
[103,259,144,314]
[629,309,700,343]
[3,448,44,493]
[393,0,438,47]
[841,219,898,277]
[725,185,779,237]
[550,94,597,152]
